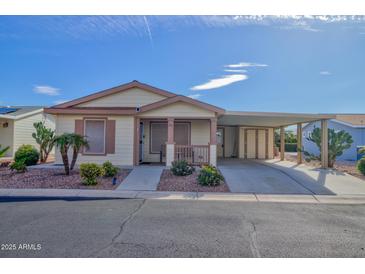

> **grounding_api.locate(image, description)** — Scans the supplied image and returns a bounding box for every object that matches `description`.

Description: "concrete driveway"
[218,159,333,195]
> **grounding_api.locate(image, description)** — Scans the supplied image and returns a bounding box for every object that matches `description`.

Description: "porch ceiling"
[218,111,335,127]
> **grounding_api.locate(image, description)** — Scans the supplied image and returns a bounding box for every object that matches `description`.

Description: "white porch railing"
[174,145,210,165]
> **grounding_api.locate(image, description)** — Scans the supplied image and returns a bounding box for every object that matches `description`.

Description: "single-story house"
[303,114,365,161]
[0,106,55,157]
[44,81,335,168]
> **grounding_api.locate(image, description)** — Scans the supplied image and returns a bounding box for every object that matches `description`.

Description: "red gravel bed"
[157,169,230,192]
[0,167,131,190]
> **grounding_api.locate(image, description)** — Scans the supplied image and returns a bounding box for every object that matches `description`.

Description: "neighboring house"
[303,114,365,161]
[45,80,334,167]
[0,106,55,158]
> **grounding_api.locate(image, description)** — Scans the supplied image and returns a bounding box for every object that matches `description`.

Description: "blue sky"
[1,15,365,113]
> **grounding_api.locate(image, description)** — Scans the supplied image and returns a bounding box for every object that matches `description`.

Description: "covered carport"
[218,111,335,168]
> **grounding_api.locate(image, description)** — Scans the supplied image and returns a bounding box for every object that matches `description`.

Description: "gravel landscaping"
[0,167,131,189]
[157,169,230,192]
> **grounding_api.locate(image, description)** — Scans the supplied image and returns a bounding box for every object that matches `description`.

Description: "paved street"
[0,197,365,257]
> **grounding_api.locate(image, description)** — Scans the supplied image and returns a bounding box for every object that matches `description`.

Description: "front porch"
[134,117,218,166]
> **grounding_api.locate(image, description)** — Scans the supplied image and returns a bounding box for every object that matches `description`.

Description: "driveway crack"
[248,220,261,258]
[90,199,146,257]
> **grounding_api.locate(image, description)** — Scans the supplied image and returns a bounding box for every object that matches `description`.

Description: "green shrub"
[171,160,195,176]
[14,145,39,166]
[285,143,297,152]
[10,160,27,173]
[198,165,224,186]
[357,158,365,175]
[102,161,120,177]
[80,163,104,185]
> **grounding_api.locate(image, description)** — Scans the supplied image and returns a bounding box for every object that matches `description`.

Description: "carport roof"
[218,111,335,127]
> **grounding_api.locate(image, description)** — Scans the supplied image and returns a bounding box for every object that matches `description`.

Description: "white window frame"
[83,118,106,155]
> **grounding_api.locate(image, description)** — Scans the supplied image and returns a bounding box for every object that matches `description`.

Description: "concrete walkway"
[116,166,164,191]
[1,188,365,204]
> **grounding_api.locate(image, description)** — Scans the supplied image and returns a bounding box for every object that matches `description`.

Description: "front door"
[217,127,224,158]
[139,122,144,162]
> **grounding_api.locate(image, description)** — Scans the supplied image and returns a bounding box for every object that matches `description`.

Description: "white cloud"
[33,85,60,96]
[53,99,68,105]
[191,74,248,91]
[187,94,202,99]
[224,69,247,73]
[225,62,268,68]
[320,71,331,75]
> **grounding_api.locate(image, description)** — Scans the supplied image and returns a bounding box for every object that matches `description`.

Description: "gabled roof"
[139,95,225,114]
[45,80,225,115]
[0,106,44,120]
[53,80,176,108]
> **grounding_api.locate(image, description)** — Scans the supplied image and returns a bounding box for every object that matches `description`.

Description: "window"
[150,122,190,153]
[84,119,105,154]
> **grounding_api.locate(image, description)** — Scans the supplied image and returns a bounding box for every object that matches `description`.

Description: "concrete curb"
[1,188,365,204]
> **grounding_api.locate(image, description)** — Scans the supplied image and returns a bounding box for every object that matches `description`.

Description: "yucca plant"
[0,145,10,158]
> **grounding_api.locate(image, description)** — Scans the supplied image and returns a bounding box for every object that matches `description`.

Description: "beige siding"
[238,127,274,159]
[13,113,55,156]
[140,102,215,118]
[55,115,134,166]
[0,119,14,157]
[140,119,210,163]
[191,120,210,145]
[78,88,167,107]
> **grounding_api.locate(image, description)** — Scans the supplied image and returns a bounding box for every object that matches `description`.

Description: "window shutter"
[106,120,116,154]
[75,120,84,135]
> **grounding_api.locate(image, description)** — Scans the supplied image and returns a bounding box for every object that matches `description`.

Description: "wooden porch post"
[280,126,285,161]
[209,117,217,166]
[165,117,175,166]
[321,119,329,168]
[297,123,302,164]
[167,117,174,144]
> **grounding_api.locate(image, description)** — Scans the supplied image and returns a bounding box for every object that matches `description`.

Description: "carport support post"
[280,126,285,161]
[297,123,302,164]
[321,119,329,168]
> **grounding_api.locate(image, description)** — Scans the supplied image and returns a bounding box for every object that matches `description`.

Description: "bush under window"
[102,161,120,177]
[171,160,195,176]
[14,145,39,166]
[198,165,224,186]
[80,163,105,185]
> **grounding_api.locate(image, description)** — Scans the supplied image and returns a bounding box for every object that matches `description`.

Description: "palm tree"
[0,145,10,158]
[69,133,89,170]
[55,133,72,175]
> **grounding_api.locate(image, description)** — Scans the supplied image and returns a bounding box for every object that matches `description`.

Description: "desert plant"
[69,133,89,170]
[357,158,365,175]
[0,145,10,157]
[32,121,56,163]
[14,145,39,166]
[302,127,353,168]
[80,163,104,185]
[9,160,27,173]
[170,160,195,176]
[198,165,224,186]
[102,161,119,177]
[54,133,73,175]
